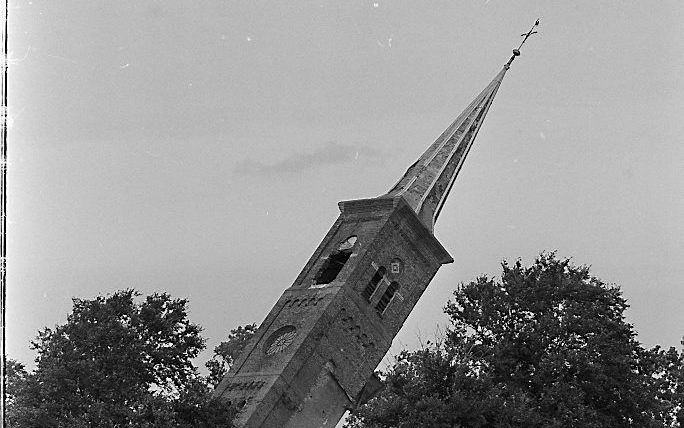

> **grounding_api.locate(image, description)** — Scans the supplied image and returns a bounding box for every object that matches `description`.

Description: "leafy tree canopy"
[206,323,258,388]
[7,289,237,428]
[348,253,684,428]
[8,255,682,428]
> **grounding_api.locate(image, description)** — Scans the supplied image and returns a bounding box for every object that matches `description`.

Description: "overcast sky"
[8,1,684,371]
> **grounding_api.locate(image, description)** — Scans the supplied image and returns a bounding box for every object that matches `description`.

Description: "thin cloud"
[235,142,380,176]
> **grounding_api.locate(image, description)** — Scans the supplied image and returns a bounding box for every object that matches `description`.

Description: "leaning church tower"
[214,22,539,428]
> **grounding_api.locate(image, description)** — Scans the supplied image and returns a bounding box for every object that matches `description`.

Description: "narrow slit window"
[313,236,357,285]
[362,267,386,301]
[375,282,399,313]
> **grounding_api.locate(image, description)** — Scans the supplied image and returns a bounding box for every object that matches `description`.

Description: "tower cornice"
[339,196,453,265]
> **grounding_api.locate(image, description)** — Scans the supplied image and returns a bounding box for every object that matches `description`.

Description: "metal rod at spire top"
[505,19,540,69]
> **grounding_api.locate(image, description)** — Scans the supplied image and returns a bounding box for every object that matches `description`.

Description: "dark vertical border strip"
[1,0,8,426]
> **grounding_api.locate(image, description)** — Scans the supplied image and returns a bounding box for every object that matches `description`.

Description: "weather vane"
[505,19,540,69]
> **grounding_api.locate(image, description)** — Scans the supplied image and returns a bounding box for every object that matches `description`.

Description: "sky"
[7,1,684,374]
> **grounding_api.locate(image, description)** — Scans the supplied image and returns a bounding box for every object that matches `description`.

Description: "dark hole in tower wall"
[313,250,352,285]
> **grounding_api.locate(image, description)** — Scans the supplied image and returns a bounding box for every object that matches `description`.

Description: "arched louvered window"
[361,266,386,301]
[375,282,399,313]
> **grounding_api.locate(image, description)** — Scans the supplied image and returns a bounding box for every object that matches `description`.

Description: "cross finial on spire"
[505,19,540,69]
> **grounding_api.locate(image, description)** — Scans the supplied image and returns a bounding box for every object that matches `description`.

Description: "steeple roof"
[385,66,508,231]
[384,19,539,232]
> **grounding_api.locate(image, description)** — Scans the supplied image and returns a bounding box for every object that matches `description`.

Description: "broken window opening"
[313,250,351,284]
[313,236,357,285]
[362,266,386,301]
[375,282,399,313]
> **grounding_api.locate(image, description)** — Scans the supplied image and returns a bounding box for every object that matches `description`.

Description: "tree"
[206,324,258,388]
[348,253,684,427]
[5,359,39,426]
[7,289,237,427]
[643,342,684,426]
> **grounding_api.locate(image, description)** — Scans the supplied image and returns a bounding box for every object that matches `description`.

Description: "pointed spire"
[385,20,539,231]
[385,68,506,230]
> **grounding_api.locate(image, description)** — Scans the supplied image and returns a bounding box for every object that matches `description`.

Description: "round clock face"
[265,326,297,355]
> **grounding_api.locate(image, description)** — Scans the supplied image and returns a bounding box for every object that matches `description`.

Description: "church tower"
[214,26,538,427]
